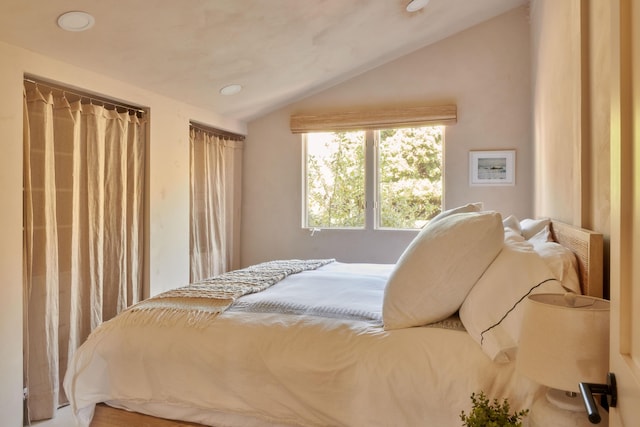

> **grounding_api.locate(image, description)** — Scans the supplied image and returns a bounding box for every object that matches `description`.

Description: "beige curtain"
[23,85,145,421]
[189,127,243,282]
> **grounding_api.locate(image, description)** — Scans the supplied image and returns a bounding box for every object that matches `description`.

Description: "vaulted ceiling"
[0,0,527,121]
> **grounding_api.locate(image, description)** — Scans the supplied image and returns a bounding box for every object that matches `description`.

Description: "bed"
[64,209,604,427]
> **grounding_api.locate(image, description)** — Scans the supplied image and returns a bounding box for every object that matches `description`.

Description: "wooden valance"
[289,104,457,134]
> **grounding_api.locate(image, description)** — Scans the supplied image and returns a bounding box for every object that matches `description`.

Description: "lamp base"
[546,388,586,412]
[530,391,609,427]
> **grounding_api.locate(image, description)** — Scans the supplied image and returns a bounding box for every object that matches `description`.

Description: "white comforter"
[64,262,539,426]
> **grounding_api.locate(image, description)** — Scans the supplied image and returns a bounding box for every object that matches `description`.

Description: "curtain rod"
[24,77,147,115]
[189,122,245,141]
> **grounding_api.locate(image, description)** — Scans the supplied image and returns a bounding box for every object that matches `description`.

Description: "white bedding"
[64,262,540,427]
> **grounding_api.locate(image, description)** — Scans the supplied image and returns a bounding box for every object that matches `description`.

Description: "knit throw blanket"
[109,259,335,329]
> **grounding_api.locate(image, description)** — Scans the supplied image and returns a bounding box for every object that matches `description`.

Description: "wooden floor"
[32,404,205,427]
[90,404,204,427]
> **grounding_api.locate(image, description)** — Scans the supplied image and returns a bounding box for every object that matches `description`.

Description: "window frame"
[302,127,444,231]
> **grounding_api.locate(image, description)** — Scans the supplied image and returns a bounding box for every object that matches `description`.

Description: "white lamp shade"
[516,293,610,393]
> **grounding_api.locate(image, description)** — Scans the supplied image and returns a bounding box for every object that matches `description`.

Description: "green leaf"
[460,392,529,427]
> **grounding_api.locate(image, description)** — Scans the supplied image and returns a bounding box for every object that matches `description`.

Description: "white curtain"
[189,127,243,282]
[23,85,145,421]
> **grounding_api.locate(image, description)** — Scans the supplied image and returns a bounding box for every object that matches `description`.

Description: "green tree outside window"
[304,126,443,229]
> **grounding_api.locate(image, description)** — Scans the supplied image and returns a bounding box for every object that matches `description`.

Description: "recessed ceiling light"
[57,11,95,32]
[406,0,430,13]
[219,84,242,96]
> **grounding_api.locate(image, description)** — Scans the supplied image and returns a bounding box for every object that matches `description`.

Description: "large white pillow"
[383,211,504,330]
[459,239,566,362]
[427,202,484,225]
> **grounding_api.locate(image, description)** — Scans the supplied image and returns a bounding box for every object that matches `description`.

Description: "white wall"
[530,0,583,224]
[241,7,532,267]
[529,0,612,292]
[0,40,245,425]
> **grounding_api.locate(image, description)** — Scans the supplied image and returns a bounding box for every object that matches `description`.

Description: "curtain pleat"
[189,128,243,282]
[23,85,146,422]
[23,87,61,421]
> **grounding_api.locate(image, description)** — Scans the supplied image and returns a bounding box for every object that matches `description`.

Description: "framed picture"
[469,150,515,186]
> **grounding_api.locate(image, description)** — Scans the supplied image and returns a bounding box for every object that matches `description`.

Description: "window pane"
[305,131,365,228]
[378,127,443,229]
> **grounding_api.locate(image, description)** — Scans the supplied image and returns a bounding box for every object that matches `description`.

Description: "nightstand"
[529,393,608,427]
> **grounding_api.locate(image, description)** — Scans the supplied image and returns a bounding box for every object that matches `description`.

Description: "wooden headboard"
[550,221,604,298]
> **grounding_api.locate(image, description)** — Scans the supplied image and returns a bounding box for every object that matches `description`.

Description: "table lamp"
[516,293,610,424]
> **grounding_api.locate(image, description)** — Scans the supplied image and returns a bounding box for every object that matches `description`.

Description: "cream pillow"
[459,239,566,362]
[427,202,484,225]
[383,211,504,330]
[530,238,582,294]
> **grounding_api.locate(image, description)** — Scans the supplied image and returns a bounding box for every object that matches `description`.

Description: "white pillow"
[459,239,566,362]
[530,239,582,294]
[504,227,525,244]
[383,211,504,330]
[502,215,522,235]
[520,217,551,240]
[427,202,484,225]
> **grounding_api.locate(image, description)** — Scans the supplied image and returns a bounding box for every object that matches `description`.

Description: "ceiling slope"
[0,0,527,121]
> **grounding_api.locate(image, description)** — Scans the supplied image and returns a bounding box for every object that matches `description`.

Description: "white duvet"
[64,262,539,427]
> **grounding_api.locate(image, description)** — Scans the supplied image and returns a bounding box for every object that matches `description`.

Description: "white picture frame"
[469,150,515,186]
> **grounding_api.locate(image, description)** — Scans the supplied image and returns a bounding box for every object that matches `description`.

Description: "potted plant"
[460,391,529,427]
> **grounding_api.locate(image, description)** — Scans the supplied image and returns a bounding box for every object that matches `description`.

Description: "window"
[304,131,366,228]
[377,126,443,228]
[303,126,443,230]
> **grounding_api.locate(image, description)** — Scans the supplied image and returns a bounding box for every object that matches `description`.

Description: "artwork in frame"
[469,150,515,186]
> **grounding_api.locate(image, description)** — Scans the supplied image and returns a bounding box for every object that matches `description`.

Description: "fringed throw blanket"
[111,259,335,329]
